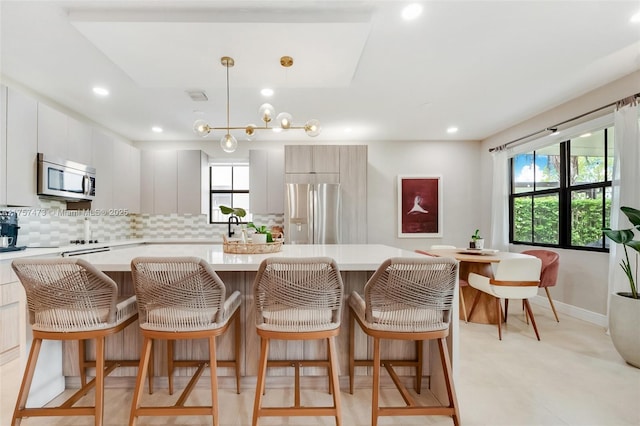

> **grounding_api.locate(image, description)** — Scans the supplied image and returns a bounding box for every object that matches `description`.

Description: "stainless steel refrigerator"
[285,183,341,244]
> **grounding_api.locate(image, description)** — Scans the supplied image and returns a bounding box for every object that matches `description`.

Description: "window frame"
[509,127,612,252]
[209,163,251,225]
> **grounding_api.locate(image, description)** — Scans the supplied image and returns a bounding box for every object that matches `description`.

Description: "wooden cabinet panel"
[37,102,68,159]
[284,145,339,174]
[153,151,178,214]
[0,85,6,205]
[6,87,38,207]
[340,145,368,244]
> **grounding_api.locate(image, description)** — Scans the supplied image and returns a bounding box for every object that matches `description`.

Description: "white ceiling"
[1,1,639,144]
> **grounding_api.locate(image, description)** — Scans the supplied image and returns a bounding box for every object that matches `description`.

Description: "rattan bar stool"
[128,257,241,426]
[348,257,460,426]
[11,258,139,426]
[252,257,344,426]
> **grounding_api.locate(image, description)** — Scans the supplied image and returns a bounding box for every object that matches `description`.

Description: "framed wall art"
[397,175,443,238]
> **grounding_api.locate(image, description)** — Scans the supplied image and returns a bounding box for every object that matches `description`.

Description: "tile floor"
[1,308,639,425]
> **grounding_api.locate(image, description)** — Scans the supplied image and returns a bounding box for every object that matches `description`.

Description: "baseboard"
[530,295,607,327]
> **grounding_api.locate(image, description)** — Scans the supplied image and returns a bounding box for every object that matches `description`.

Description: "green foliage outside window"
[514,197,610,247]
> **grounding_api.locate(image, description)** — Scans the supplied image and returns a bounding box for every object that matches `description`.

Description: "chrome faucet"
[228,215,239,238]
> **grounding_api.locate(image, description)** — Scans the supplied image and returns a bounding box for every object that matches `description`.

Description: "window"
[510,126,613,250]
[209,163,252,224]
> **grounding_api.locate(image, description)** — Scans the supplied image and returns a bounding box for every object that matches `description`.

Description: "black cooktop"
[0,246,26,253]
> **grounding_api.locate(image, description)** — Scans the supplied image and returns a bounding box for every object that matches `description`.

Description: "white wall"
[479,71,640,318]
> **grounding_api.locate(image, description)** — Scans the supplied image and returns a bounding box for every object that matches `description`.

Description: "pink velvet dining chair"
[521,250,560,322]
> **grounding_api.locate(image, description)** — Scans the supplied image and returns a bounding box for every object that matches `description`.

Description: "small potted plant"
[603,206,640,368]
[470,229,484,249]
[248,222,273,244]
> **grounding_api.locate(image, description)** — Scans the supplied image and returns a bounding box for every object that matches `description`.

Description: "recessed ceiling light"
[580,133,592,138]
[446,127,458,134]
[344,127,352,133]
[92,87,109,96]
[151,126,163,133]
[631,11,640,23]
[402,3,423,20]
[261,88,274,97]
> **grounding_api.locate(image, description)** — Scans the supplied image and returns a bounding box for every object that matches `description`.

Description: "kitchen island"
[34,243,460,403]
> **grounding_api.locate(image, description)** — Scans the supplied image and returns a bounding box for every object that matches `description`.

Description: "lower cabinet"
[0,261,23,365]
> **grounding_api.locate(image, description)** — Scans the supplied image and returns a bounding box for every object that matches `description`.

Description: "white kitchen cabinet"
[284,145,340,174]
[154,151,178,214]
[38,103,93,166]
[250,149,284,214]
[67,116,93,165]
[177,150,208,215]
[0,85,7,205]
[140,150,208,215]
[91,128,114,210]
[0,261,23,365]
[112,137,140,213]
[37,102,68,160]
[6,87,38,207]
[140,151,154,213]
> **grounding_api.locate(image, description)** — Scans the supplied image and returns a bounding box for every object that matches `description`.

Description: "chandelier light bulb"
[304,119,322,137]
[245,124,257,140]
[193,119,211,137]
[258,103,275,123]
[276,112,293,129]
[220,134,238,153]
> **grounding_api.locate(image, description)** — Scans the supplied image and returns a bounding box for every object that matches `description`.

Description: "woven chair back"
[253,257,343,332]
[12,258,118,332]
[131,257,227,330]
[363,257,458,331]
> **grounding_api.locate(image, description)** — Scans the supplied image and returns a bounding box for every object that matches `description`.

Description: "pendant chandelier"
[193,56,321,153]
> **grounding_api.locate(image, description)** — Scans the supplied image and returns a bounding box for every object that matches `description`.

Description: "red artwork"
[399,177,441,236]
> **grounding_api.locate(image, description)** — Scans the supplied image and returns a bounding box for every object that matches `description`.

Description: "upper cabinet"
[141,150,208,215]
[6,87,38,207]
[112,137,140,213]
[0,86,7,205]
[91,128,114,210]
[284,145,340,174]
[38,103,93,165]
[250,149,285,214]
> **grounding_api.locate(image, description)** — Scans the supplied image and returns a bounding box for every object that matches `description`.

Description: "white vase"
[609,292,640,368]
[251,233,267,244]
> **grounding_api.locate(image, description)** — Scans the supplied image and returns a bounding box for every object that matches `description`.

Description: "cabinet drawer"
[0,281,21,306]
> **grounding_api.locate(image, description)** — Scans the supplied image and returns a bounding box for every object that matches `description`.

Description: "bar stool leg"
[252,337,269,426]
[94,336,105,426]
[416,340,423,393]
[348,313,355,395]
[437,338,460,426]
[372,337,381,426]
[328,336,342,426]
[167,340,174,395]
[79,339,87,390]
[12,338,43,426]
[208,335,219,426]
[130,336,153,426]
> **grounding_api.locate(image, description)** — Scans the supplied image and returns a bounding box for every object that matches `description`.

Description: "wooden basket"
[222,239,283,254]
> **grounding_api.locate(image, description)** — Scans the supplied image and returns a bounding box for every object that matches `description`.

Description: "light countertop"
[2,241,423,271]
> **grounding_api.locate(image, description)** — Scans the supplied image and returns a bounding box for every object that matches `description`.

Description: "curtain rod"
[488,93,640,153]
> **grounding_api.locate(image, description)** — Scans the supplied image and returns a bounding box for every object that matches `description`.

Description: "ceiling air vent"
[186,90,208,101]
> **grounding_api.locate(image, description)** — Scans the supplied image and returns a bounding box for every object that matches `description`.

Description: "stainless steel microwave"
[37,153,96,201]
